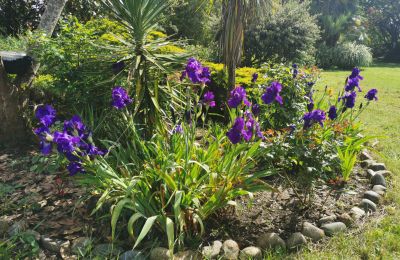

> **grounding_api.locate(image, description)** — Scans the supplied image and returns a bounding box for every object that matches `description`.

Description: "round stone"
[371,173,386,187]
[337,213,354,227]
[286,232,307,249]
[361,160,375,169]
[368,163,386,171]
[366,169,376,179]
[321,222,347,236]
[202,240,222,259]
[40,236,65,253]
[318,215,337,226]
[372,185,387,195]
[222,240,240,259]
[359,198,377,212]
[150,247,171,260]
[256,233,286,250]
[374,170,392,177]
[174,250,201,260]
[350,207,366,220]
[71,237,92,255]
[239,246,262,260]
[364,190,381,204]
[360,150,373,161]
[301,222,325,242]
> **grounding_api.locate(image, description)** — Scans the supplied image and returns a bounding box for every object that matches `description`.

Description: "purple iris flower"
[365,89,378,101]
[34,126,53,155]
[261,82,283,105]
[251,103,261,116]
[328,106,338,120]
[226,117,245,144]
[64,115,86,136]
[173,124,184,134]
[303,109,326,128]
[67,161,85,176]
[181,58,211,84]
[202,91,216,107]
[53,131,81,153]
[307,102,314,112]
[112,86,133,109]
[251,73,259,83]
[228,86,249,108]
[292,64,298,78]
[340,91,357,108]
[35,105,56,127]
[345,68,363,92]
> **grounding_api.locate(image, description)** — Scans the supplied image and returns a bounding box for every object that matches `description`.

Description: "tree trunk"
[16,0,68,88]
[0,59,28,146]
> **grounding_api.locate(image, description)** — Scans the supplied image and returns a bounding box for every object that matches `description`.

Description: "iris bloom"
[262,82,283,105]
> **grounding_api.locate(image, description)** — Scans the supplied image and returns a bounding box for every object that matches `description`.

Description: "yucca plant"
[78,115,274,253]
[101,0,187,134]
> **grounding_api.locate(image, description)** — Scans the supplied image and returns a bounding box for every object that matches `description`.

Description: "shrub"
[244,0,320,66]
[317,42,373,69]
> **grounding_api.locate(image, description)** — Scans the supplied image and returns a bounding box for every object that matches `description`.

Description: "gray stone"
[371,173,386,187]
[321,222,347,236]
[364,190,381,204]
[239,247,262,260]
[286,232,307,249]
[256,233,286,250]
[119,250,146,260]
[92,243,123,257]
[360,150,373,161]
[337,213,354,227]
[0,219,10,236]
[368,163,386,171]
[174,250,201,260]
[71,237,92,255]
[150,247,171,260]
[318,215,337,225]
[202,240,222,259]
[222,240,240,259]
[301,222,325,242]
[372,185,387,195]
[40,236,65,253]
[360,199,377,212]
[361,160,375,169]
[7,220,27,236]
[367,169,376,179]
[374,170,392,177]
[350,207,366,220]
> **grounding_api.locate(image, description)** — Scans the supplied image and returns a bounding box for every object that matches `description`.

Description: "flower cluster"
[202,91,216,107]
[292,64,298,78]
[180,58,211,84]
[365,89,378,101]
[226,111,264,144]
[228,86,250,108]
[345,68,363,92]
[34,106,105,175]
[303,109,326,128]
[262,82,283,105]
[112,86,133,110]
[328,106,337,120]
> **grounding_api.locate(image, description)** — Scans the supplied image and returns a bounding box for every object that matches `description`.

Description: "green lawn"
[294,64,400,259]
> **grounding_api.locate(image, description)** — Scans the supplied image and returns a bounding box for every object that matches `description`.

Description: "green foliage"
[0,36,27,51]
[244,0,320,66]
[317,42,373,69]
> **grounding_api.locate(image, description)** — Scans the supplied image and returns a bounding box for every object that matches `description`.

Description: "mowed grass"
[294,64,400,259]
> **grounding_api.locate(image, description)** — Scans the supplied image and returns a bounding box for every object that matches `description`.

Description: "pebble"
[360,160,375,169]
[239,246,262,260]
[368,163,386,171]
[174,250,201,260]
[286,232,307,249]
[321,222,347,236]
[40,236,65,253]
[202,240,222,259]
[301,222,325,242]
[350,207,366,220]
[359,199,377,212]
[366,169,376,178]
[256,233,286,250]
[318,215,337,225]
[92,243,123,257]
[364,190,381,204]
[372,185,387,195]
[149,247,171,260]
[119,250,146,260]
[371,173,386,187]
[360,150,373,161]
[222,240,240,259]
[374,170,392,177]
